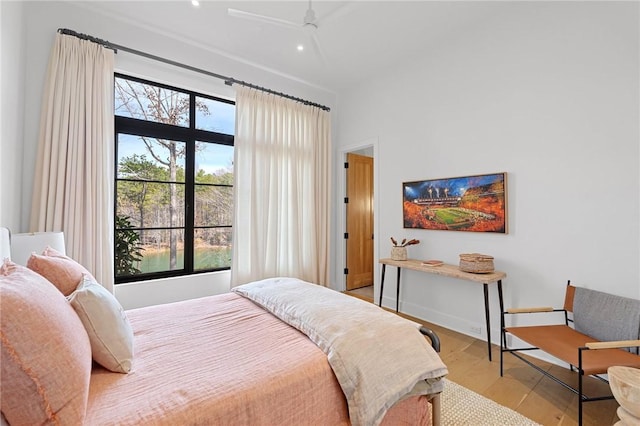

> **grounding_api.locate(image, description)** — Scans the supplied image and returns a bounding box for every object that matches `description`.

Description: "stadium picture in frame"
[403,172,507,233]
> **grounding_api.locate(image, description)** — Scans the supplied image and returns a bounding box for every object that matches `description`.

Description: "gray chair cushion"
[573,287,640,354]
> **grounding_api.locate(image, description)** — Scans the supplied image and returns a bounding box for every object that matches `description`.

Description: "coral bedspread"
[85,292,432,425]
[234,278,447,426]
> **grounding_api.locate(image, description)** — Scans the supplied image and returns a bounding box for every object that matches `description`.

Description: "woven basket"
[459,253,494,273]
[391,246,407,261]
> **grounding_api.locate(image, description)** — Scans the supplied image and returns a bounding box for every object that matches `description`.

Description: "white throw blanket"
[233,277,448,426]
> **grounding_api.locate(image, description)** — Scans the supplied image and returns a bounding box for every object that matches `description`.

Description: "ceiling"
[72,1,503,93]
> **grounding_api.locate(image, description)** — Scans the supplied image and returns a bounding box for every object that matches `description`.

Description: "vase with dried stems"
[389,237,419,261]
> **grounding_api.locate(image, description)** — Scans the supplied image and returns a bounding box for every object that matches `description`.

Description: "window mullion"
[184,95,197,274]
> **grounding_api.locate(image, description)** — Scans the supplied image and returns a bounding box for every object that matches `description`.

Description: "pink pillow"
[27,246,94,296]
[40,245,69,259]
[0,259,92,425]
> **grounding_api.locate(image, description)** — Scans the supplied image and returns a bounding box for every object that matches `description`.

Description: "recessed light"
[192,0,200,7]
[297,44,304,52]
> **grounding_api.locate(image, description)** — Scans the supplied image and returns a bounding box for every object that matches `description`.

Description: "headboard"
[11,232,66,265]
[0,227,10,260]
[0,228,67,265]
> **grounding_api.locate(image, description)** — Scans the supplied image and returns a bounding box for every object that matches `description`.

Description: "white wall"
[10,1,337,308]
[336,2,639,344]
[115,271,231,310]
[0,2,26,231]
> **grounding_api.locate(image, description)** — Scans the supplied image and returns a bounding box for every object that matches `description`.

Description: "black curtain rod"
[57,28,330,112]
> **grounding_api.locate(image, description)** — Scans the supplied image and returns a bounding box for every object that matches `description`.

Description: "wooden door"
[345,153,374,290]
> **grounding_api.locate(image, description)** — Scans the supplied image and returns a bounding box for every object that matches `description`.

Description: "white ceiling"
[72,1,504,93]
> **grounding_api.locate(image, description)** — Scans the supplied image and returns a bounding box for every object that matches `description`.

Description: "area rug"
[441,379,541,426]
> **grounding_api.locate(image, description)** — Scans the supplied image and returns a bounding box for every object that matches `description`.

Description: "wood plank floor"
[344,286,619,426]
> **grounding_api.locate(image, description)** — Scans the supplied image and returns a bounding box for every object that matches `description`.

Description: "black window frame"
[114,73,234,284]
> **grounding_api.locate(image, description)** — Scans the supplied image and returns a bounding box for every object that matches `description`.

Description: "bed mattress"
[85,292,431,425]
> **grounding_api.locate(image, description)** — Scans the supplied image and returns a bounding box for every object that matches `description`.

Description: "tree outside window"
[114,74,234,283]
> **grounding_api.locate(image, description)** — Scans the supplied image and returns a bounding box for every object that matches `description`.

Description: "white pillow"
[67,275,134,373]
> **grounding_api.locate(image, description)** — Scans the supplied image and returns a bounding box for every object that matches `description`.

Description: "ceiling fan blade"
[228,8,301,31]
[310,32,327,66]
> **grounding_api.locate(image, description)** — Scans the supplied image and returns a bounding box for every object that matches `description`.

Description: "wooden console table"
[379,258,506,361]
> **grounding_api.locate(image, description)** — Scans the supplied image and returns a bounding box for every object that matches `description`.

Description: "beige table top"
[379,258,506,283]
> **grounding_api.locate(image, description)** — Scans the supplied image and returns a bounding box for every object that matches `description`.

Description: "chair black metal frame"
[500,282,640,425]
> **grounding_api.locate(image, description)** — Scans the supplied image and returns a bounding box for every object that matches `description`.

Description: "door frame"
[336,137,380,295]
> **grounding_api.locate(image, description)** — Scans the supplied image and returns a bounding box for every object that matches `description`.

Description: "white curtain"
[231,86,331,287]
[30,33,115,292]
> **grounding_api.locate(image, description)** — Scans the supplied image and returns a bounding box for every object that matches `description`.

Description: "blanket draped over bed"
[233,277,448,426]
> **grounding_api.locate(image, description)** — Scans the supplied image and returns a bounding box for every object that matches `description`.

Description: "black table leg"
[497,280,505,347]
[483,283,492,361]
[396,267,401,312]
[498,279,505,374]
[379,264,386,307]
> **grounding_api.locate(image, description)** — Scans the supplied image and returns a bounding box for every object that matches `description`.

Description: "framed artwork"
[403,172,507,233]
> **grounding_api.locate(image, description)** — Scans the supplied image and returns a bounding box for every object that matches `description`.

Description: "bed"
[0,227,447,426]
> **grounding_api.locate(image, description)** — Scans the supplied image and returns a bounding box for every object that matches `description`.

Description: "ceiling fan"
[228,1,354,65]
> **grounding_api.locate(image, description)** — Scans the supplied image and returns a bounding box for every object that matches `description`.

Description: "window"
[114,74,234,283]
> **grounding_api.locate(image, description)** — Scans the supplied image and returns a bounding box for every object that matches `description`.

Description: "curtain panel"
[231,87,331,287]
[30,33,115,292]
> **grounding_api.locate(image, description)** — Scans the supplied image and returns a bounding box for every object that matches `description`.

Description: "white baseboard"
[381,296,571,369]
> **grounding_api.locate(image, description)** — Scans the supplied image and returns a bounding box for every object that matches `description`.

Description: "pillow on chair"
[0,259,92,425]
[27,246,94,296]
